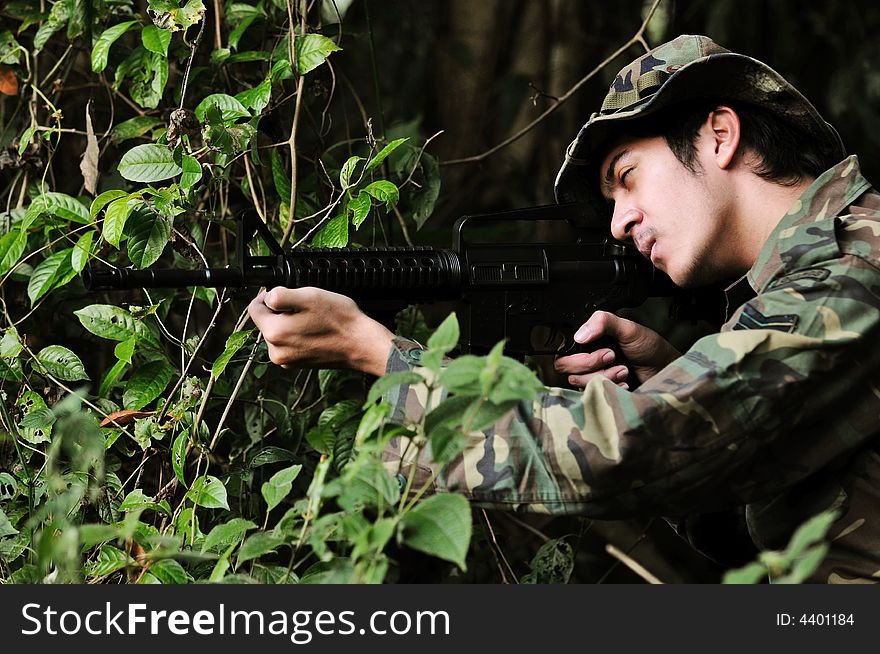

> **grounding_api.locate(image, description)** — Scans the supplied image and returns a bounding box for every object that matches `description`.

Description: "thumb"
[575,311,641,345]
[263,287,307,313]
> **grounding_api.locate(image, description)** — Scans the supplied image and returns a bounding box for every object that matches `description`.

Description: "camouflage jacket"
[382,156,880,583]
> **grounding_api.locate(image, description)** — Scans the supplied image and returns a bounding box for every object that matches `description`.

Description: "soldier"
[249,35,880,582]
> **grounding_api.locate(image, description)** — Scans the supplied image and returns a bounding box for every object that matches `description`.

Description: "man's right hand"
[554,310,680,389]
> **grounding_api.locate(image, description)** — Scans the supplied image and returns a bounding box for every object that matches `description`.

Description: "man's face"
[598,132,730,287]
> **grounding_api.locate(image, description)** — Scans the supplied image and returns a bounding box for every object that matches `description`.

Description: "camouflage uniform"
[382,36,880,583]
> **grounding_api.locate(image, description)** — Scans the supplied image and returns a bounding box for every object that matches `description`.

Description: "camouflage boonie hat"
[554,34,846,213]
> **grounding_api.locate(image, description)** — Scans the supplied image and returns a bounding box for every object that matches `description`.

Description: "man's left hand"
[248,287,394,376]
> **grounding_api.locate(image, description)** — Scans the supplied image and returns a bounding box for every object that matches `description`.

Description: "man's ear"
[706,106,741,170]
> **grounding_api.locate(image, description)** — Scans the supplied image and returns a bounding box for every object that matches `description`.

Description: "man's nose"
[610,205,643,242]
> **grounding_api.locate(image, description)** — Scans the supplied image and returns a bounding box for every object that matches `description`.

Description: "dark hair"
[625,99,832,184]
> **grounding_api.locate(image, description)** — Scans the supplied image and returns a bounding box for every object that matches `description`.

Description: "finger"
[567,365,628,388]
[265,286,332,313]
[554,349,615,374]
[574,311,641,346]
[248,292,275,321]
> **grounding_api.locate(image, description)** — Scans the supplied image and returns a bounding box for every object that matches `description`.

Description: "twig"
[605,544,664,584]
[280,0,309,248]
[481,509,518,584]
[443,0,664,166]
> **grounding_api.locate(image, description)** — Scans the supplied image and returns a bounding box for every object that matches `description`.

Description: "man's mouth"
[635,237,656,263]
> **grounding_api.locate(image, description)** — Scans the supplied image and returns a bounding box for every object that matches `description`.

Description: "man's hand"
[554,310,680,389]
[247,287,394,376]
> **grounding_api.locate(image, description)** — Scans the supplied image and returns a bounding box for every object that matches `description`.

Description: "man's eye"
[620,168,633,185]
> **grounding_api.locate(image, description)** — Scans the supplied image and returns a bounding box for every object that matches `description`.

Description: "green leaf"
[334,459,400,512]
[777,545,830,584]
[261,464,302,512]
[0,231,25,277]
[201,518,257,554]
[347,192,371,229]
[172,430,188,485]
[365,138,409,174]
[270,59,292,84]
[28,248,74,305]
[1,509,20,538]
[211,329,255,378]
[194,93,250,122]
[208,543,234,582]
[102,196,133,247]
[179,0,206,29]
[133,416,162,450]
[99,358,129,397]
[228,16,257,51]
[186,475,229,510]
[118,144,183,182]
[248,447,297,469]
[149,558,190,584]
[400,494,472,570]
[723,561,768,584]
[179,154,202,188]
[118,489,171,515]
[141,25,172,56]
[0,30,22,65]
[237,531,285,565]
[126,211,171,268]
[318,400,361,429]
[524,538,575,584]
[86,545,132,579]
[234,79,272,115]
[784,509,839,559]
[365,370,425,406]
[110,117,164,143]
[71,230,95,273]
[19,407,56,430]
[122,359,175,410]
[34,22,61,54]
[311,214,348,247]
[147,0,205,31]
[340,155,363,188]
[18,126,37,156]
[427,312,459,354]
[114,336,136,364]
[78,524,121,549]
[90,189,128,219]
[305,424,335,455]
[28,192,91,225]
[436,355,484,395]
[356,402,391,444]
[362,180,399,210]
[91,21,138,72]
[36,345,89,381]
[295,33,342,75]
[75,304,159,345]
[16,391,52,444]
[1,327,23,359]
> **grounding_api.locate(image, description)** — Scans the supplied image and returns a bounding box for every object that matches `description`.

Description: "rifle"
[84,204,696,356]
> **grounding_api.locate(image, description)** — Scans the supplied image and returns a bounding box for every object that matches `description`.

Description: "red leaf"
[0,66,18,96]
[100,410,157,428]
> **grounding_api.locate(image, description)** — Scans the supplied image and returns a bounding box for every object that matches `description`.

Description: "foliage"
[0,0,460,584]
[723,510,841,584]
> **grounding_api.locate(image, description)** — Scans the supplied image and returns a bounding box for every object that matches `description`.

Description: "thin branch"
[443,0,664,166]
[605,544,664,584]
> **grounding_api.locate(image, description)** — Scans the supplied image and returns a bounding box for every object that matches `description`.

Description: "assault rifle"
[84,204,703,356]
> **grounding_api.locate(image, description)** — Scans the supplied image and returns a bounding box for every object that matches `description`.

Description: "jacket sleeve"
[381,255,880,518]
